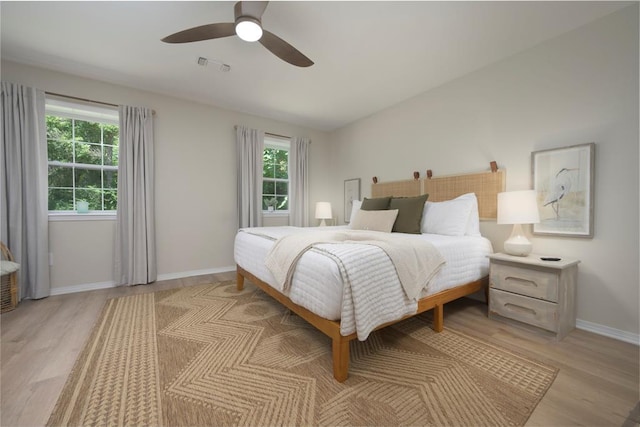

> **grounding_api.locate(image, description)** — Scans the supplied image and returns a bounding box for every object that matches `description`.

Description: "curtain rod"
[45,91,156,114]
[266,131,291,139]
[234,125,310,142]
[234,125,289,139]
[266,131,312,143]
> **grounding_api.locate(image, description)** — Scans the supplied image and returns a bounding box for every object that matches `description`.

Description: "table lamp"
[497,190,540,256]
[315,202,332,227]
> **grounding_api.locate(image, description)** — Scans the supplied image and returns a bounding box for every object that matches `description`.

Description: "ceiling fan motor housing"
[234,2,264,42]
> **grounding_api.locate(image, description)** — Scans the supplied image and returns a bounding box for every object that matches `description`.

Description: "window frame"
[45,98,119,218]
[262,137,290,214]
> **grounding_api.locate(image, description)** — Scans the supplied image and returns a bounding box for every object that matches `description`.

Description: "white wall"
[1,60,333,289]
[330,6,639,337]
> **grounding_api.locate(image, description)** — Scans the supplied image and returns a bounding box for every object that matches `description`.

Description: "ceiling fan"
[161,1,314,68]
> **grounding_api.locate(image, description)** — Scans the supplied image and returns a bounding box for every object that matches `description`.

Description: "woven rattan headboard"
[371,168,505,220]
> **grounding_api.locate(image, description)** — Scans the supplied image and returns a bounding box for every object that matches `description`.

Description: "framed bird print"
[531,143,595,237]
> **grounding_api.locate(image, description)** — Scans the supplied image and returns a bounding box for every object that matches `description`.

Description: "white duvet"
[234,225,492,325]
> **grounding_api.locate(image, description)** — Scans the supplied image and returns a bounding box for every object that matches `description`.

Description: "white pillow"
[459,193,481,236]
[421,195,475,236]
[348,200,362,224]
[350,209,399,233]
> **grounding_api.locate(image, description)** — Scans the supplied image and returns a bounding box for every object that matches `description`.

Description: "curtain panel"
[236,125,264,228]
[114,105,156,286]
[289,136,311,227]
[0,82,50,299]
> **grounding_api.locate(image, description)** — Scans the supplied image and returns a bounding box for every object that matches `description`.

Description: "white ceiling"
[1,1,631,131]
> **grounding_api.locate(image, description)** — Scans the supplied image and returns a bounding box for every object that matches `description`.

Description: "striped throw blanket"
[263,229,445,340]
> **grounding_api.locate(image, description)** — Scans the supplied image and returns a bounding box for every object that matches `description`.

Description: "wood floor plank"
[1,271,638,426]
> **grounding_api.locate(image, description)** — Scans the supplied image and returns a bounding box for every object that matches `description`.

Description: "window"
[46,98,119,212]
[262,138,289,212]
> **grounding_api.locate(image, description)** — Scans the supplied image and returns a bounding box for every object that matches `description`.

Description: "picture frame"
[344,178,361,223]
[531,143,595,237]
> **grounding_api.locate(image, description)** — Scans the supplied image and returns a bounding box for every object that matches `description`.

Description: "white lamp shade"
[235,18,262,42]
[497,190,540,225]
[315,202,332,219]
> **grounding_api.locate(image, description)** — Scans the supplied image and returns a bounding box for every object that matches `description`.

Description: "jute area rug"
[48,280,557,426]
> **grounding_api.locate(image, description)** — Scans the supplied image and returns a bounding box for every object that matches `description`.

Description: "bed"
[235,167,505,382]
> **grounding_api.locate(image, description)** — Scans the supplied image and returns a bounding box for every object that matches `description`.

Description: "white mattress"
[234,226,492,321]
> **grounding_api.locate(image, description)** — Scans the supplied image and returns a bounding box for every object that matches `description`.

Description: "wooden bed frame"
[237,266,487,382]
[236,165,504,382]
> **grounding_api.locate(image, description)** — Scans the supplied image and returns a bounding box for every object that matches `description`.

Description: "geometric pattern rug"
[47,280,558,426]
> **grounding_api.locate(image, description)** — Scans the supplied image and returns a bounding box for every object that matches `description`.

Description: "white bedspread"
[234,226,492,326]
[313,243,416,340]
[262,229,445,300]
[257,229,445,340]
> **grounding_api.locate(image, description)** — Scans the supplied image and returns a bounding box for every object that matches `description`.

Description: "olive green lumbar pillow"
[360,196,392,211]
[389,194,429,234]
[350,209,399,233]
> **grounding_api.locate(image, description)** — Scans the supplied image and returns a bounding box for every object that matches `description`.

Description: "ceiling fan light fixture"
[235,17,262,42]
[162,2,313,67]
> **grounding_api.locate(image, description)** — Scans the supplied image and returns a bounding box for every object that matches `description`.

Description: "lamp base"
[504,224,533,257]
[319,219,327,227]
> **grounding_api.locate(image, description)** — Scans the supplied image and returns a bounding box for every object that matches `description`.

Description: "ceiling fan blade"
[162,23,236,43]
[259,30,313,67]
[234,1,269,20]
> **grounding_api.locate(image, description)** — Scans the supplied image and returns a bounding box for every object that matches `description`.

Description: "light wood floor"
[1,272,638,426]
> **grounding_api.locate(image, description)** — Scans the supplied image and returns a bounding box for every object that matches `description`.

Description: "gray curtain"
[236,125,264,228]
[289,136,310,227]
[0,82,50,299]
[114,105,156,286]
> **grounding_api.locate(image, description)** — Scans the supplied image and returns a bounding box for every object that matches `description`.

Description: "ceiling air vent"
[196,56,231,72]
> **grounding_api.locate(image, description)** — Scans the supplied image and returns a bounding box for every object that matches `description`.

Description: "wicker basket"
[1,242,18,313]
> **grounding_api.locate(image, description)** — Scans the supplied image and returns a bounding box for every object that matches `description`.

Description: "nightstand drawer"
[490,263,558,302]
[489,289,558,332]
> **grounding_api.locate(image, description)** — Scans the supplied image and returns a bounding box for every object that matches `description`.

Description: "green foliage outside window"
[47,115,119,211]
[262,147,288,211]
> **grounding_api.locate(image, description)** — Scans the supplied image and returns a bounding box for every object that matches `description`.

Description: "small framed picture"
[531,143,595,237]
[344,178,361,223]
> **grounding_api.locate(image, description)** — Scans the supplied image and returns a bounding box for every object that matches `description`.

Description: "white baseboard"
[49,265,236,296]
[576,319,639,346]
[156,265,235,282]
[50,280,117,296]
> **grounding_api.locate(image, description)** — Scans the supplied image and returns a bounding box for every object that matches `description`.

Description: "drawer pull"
[504,303,537,316]
[505,276,538,287]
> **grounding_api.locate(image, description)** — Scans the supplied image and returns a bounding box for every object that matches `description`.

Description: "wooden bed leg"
[332,336,349,382]
[433,304,444,332]
[236,270,245,291]
[484,282,489,305]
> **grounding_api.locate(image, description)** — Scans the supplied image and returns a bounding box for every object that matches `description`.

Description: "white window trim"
[48,212,116,221]
[46,97,119,215]
[263,137,290,214]
[265,137,290,150]
[46,97,119,124]
[262,211,289,217]
[49,161,118,171]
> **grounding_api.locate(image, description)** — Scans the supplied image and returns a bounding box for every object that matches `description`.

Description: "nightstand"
[488,253,580,340]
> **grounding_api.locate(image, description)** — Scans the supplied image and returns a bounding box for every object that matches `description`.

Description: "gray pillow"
[361,197,391,211]
[389,194,429,234]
